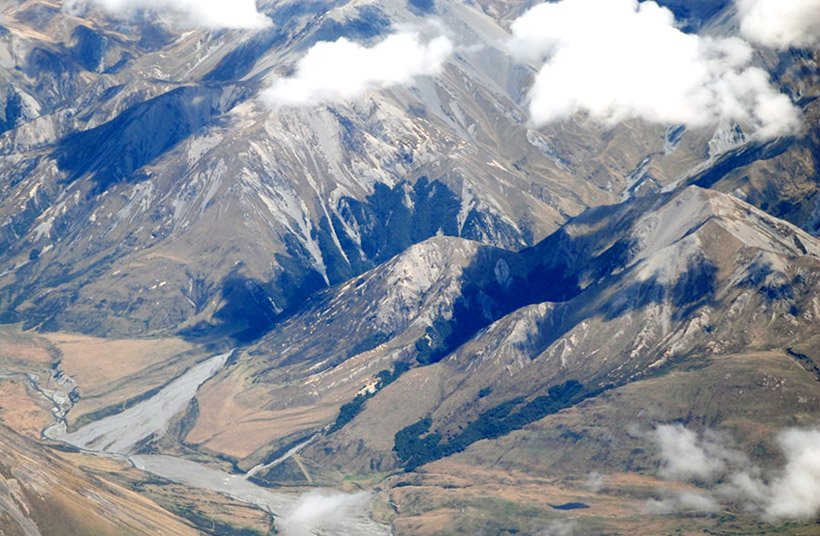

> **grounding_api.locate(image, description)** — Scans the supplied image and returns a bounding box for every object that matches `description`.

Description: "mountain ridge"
[0,0,819,534]
[0,0,786,339]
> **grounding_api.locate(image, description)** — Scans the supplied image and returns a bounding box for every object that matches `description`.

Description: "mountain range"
[0,0,819,534]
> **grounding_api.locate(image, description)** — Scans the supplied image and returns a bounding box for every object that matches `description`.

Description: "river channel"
[40,351,390,536]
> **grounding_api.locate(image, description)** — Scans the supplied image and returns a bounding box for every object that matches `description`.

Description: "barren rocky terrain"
[0,0,818,534]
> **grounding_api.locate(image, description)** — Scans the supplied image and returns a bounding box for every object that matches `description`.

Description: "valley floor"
[2,323,820,535]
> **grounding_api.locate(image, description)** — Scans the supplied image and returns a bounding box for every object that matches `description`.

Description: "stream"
[35,351,390,536]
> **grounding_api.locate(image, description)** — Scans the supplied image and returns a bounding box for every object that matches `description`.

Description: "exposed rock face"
[0,0,762,338]
[1,1,819,534]
[190,186,820,473]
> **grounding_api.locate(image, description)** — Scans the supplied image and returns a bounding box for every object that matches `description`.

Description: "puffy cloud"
[714,428,820,521]
[719,469,769,506]
[737,0,820,49]
[279,490,372,535]
[654,424,718,481]
[654,424,745,481]
[262,31,453,108]
[507,0,800,139]
[764,427,820,520]
[63,0,271,29]
[650,424,820,522]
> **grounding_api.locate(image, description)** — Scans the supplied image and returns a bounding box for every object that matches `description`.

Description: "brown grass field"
[44,332,192,392]
[0,379,53,439]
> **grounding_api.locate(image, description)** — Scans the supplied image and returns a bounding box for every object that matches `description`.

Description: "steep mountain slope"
[683,48,820,234]
[0,0,754,339]
[187,236,517,460]
[286,186,820,532]
[358,185,820,460]
[6,181,818,534]
[0,424,198,536]
[0,0,818,534]
[181,186,820,475]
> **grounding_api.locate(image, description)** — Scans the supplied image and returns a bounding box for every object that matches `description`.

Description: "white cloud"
[737,0,820,49]
[278,490,372,536]
[654,424,745,481]
[764,427,820,520]
[539,519,576,536]
[586,471,604,493]
[63,0,271,29]
[647,489,721,514]
[712,427,820,521]
[261,31,453,108]
[507,0,800,139]
[719,469,769,507]
[651,424,820,522]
